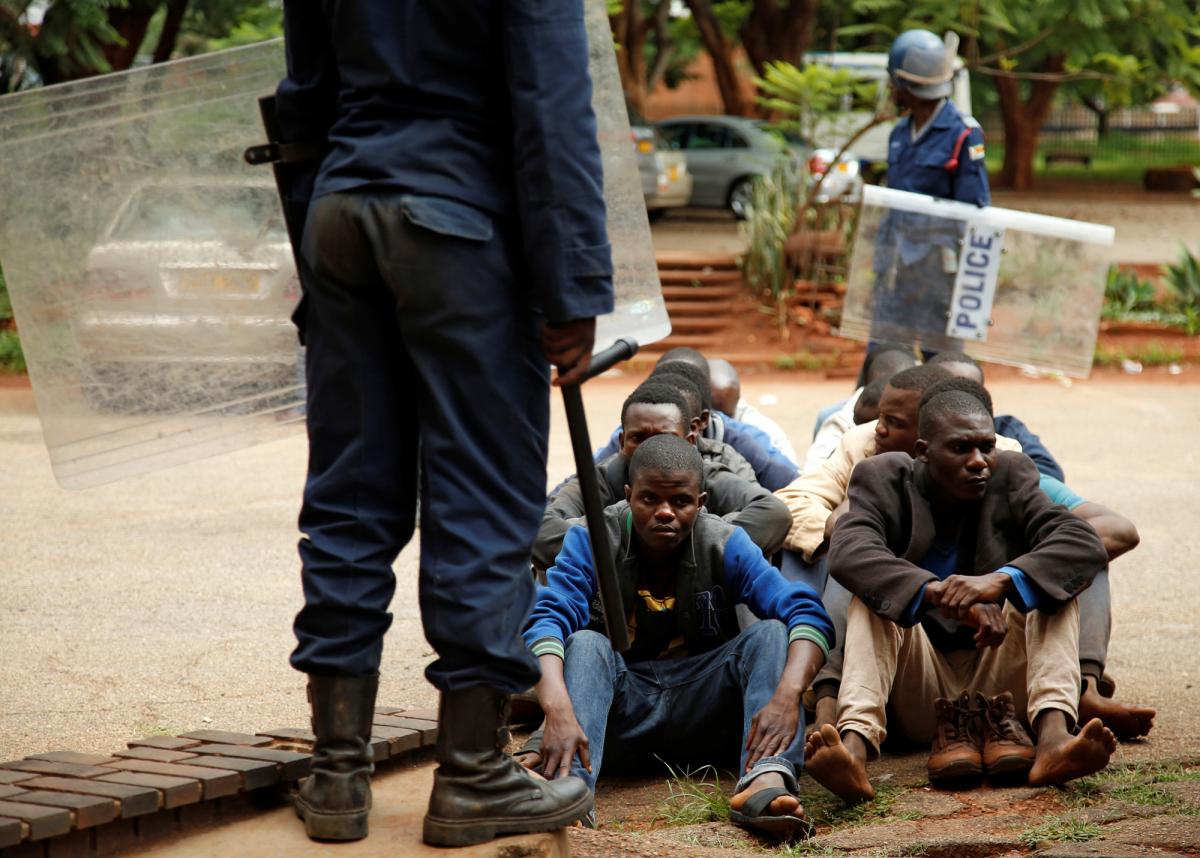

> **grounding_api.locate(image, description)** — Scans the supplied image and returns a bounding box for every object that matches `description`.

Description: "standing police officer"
[871,29,990,353]
[275,0,614,847]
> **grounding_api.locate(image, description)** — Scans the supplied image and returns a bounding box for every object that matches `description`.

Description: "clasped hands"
[923,571,1012,649]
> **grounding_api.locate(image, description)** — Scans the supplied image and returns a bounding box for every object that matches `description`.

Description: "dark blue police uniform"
[871,100,990,349]
[277,1,615,694]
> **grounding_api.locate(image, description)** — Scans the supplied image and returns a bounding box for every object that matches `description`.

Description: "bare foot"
[803,724,874,803]
[1029,718,1118,786]
[730,771,803,818]
[1079,689,1155,740]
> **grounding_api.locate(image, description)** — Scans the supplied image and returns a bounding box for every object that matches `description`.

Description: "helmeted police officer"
[275,0,613,847]
[871,29,990,351]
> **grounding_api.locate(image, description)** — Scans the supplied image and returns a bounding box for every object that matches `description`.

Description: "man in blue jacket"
[276,0,611,846]
[526,434,832,841]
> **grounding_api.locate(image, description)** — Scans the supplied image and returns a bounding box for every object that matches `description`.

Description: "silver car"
[73,179,300,410]
[629,110,692,219]
[655,116,803,218]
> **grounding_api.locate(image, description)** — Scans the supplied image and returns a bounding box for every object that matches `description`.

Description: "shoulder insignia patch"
[969,143,986,161]
[963,114,982,129]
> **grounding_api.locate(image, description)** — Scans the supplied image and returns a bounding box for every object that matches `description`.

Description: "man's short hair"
[858,376,888,410]
[651,371,703,421]
[652,360,712,412]
[656,347,710,377]
[920,377,994,417]
[628,433,705,490]
[918,390,994,438]
[926,351,984,381]
[620,381,690,428]
[861,343,917,385]
[886,364,952,396]
[708,358,739,393]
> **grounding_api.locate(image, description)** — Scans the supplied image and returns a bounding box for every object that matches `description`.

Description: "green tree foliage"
[0,0,281,91]
[832,0,1200,189]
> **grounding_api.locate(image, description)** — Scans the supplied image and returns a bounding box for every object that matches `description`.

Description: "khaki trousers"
[836,597,1081,756]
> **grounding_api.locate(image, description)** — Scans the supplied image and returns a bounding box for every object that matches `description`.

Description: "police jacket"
[534,452,791,571]
[276,0,614,324]
[876,100,991,271]
[525,503,833,663]
[829,451,1106,649]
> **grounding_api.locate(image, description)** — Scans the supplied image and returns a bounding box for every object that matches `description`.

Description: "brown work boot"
[928,692,983,783]
[979,691,1036,778]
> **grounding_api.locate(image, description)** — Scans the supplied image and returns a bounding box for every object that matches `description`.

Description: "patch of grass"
[654,763,731,826]
[1094,342,1184,368]
[773,350,841,372]
[1110,783,1178,807]
[0,329,25,374]
[799,783,907,830]
[1019,814,1103,847]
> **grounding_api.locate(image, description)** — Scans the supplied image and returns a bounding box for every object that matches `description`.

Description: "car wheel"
[728,178,757,220]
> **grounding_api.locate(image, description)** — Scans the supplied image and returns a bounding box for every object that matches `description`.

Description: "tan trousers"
[836,596,1081,756]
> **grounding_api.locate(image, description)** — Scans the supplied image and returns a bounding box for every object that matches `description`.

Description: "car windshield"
[108,185,286,242]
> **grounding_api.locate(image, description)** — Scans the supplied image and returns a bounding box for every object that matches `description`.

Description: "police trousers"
[289,191,546,694]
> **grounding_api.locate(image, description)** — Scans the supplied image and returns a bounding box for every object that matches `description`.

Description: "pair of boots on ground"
[928,690,1036,783]
[292,675,592,847]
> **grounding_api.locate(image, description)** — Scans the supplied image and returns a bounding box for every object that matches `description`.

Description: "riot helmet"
[887,29,956,100]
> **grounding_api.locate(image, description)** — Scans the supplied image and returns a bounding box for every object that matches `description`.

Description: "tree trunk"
[741,0,819,75]
[102,0,163,72]
[645,0,674,94]
[992,54,1064,190]
[683,0,749,115]
[153,0,189,64]
[611,4,649,115]
[1079,93,1111,140]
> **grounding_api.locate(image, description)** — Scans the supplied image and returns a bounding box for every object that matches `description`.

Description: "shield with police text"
[840,185,1114,377]
[0,6,666,490]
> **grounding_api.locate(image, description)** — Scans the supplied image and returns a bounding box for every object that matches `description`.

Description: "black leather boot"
[294,673,378,841]
[422,686,593,847]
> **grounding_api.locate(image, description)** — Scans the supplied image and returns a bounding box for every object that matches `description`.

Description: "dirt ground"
[651,187,1200,267]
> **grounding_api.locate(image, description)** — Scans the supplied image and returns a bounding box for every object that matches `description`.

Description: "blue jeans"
[562,621,805,794]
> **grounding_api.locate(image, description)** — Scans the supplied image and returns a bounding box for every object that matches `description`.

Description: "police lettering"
[952,232,996,330]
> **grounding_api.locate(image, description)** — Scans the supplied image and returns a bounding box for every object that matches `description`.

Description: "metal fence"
[980,104,1200,164]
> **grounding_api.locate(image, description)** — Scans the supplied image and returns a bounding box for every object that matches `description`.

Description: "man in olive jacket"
[804,391,1116,803]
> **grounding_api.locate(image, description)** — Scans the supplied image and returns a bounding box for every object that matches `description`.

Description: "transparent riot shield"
[584,0,671,352]
[0,11,666,490]
[841,185,1114,377]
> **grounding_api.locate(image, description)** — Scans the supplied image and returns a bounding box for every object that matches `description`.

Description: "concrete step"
[661,300,736,317]
[660,285,741,301]
[665,317,731,332]
[658,269,742,285]
[655,250,739,270]
[640,334,722,351]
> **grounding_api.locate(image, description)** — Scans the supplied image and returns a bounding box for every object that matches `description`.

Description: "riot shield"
[0,11,666,490]
[840,185,1114,377]
[584,0,671,352]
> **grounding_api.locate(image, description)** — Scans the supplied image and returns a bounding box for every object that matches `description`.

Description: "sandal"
[730,787,813,842]
[512,724,544,769]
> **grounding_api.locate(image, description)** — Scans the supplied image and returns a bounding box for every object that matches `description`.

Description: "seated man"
[852,377,887,426]
[655,369,759,484]
[525,434,833,839]
[709,357,799,464]
[806,391,1116,802]
[793,374,1151,738]
[593,350,799,490]
[534,381,791,572]
[803,347,917,476]
[925,351,1064,481]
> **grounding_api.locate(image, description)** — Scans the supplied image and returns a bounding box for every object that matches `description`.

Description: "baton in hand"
[560,337,639,653]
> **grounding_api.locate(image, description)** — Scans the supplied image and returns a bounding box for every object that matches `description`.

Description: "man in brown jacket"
[804,391,1116,803]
